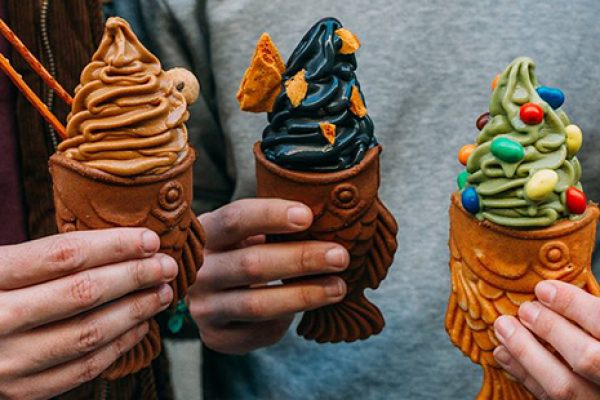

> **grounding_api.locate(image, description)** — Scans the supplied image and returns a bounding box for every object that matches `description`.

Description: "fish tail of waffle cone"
[48,151,205,380]
[254,143,398,343]
[297,290,385,343]
[446,192,600,399]
[478,366,534,400]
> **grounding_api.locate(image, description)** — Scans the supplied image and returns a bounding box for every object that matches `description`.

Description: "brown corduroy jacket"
[6,1,174,399]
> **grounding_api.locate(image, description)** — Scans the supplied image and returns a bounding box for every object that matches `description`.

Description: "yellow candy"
[565,124,582,156]
[525,169,559,201]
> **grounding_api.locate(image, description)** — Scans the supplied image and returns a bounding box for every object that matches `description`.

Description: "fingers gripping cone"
[255,143,397,342]
[50,151,204,379]
[49,17,205,380]
[447,193,599,399]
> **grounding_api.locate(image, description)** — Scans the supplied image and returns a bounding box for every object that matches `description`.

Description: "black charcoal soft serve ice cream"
[261,17,377,172]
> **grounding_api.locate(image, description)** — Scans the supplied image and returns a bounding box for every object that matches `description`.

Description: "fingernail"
[536,281,557,305]
[494,346,512,365]
[494,316,517,342]
[158,284,173,306]
[142,230,159,254]
[137,322,149,336]
[287,206,311,228]
[325,247,348,269]
[519,302,541,326]
[324,277,345,297]
[160,255,178,279]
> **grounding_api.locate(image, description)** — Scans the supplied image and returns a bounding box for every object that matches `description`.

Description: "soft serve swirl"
[466,57,582,227]
[261,17,376,172]
[58,17,190,177]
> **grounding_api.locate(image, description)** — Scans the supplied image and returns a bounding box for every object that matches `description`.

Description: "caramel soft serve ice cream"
[57,17,192,177]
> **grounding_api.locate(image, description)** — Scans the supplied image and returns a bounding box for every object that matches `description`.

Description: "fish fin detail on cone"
[447,239,515,366]
[312,197,397,290]
[173,214,205,302]
[447,238,534,400]
[297,198,397,343]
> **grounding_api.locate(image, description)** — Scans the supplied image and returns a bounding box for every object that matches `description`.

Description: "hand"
[493,280,600,399]
[189,198,349,355]
[0,228,178,400]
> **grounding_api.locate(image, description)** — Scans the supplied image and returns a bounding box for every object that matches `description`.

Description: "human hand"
[0,228,177,400]
[189,199,349,354]
[493,280,600,399]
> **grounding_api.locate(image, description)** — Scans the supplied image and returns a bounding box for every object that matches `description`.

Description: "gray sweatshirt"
[115,1,600,398]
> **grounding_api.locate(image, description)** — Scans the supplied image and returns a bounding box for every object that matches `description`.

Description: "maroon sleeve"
[0,0,27,244]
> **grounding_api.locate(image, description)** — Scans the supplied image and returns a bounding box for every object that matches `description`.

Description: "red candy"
[566,187,587,214]
[520,102,544,125]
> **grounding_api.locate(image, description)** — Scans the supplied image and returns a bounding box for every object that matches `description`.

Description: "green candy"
[457,170,469,189]
[491,137,525,163]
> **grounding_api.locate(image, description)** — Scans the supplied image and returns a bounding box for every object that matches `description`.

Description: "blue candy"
[536,86,565,110]
[461,187,480,214]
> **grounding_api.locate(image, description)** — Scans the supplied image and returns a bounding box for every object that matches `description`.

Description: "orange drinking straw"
[0,18,72,105]
[0,53,67,138]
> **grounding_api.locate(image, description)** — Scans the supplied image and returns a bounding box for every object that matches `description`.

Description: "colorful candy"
[525,169,558,201]
[491,74,500,91]
[476,112,490,131]
[565,124,582,157]
[566,186,587,214]
[491,137,525,163]
[457,170,469,190]
[458,144,476,166]
[520,102,544,125]
[461,187,480,214]
[536,86,565,110]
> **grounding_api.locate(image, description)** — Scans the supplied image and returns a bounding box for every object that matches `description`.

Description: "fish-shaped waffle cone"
[254,143,397,343]
[446,192,600,399]
[49,150,205,380]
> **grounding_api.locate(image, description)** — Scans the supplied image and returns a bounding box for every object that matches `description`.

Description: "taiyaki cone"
[446,192,600,399]
[254,143,398,343]
[49,150,205,380]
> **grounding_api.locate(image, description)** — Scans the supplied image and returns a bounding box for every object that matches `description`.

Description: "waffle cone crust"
[254,143,398,343]
[49,150,205,380]
[446,192,600,399]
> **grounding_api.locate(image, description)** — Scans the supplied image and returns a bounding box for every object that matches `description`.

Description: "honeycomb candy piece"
[285,69,308,108]
[237,33,285,112]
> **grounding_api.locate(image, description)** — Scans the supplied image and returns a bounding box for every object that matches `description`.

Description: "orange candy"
[458,144,476,165]
[491,74,500,91]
